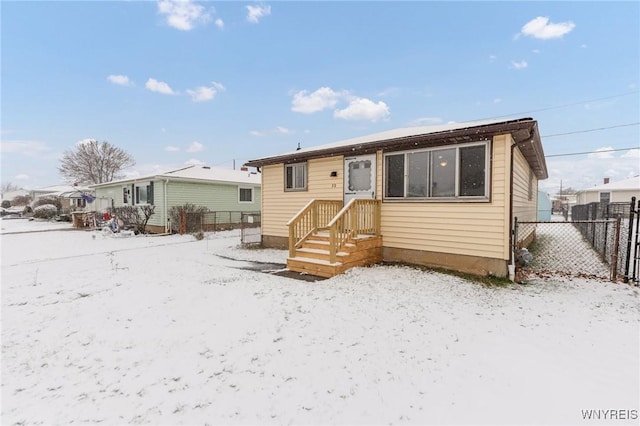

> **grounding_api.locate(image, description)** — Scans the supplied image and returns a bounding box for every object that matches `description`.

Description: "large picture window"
[135,181,154,205]
[285,162,307,191]
[384,142,489,200]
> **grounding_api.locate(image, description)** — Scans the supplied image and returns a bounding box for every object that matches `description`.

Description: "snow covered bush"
[32,204,58,219]
[33,196,62,211]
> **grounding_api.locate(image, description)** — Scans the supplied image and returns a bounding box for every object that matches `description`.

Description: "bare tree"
[58,140,135,184]
[1,182,20,197]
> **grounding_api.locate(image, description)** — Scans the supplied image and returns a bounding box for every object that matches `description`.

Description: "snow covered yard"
[1,218,639,425]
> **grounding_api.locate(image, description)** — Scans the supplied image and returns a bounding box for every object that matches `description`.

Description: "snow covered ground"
[1,218,639,425]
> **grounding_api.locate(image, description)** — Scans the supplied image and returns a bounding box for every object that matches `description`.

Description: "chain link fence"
[181,211,260,234]
[514,199,638,282]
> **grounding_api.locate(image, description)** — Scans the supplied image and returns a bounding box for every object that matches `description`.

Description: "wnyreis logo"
[581,409,638,421]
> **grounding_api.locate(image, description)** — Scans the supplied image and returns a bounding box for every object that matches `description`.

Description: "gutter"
[164,178,169,233]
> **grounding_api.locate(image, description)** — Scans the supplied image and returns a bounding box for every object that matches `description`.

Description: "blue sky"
[1,1,638,194]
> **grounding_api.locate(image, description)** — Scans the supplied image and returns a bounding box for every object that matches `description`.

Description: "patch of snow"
[1,222,639,425]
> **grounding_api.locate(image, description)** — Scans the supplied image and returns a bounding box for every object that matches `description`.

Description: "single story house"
[30,185,95,211]
[245,117,548,278]
[90,165,261,233]
[575,176,640,205]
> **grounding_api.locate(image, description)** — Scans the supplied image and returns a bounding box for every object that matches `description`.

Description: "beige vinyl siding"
[380,136,510,260]
[512,146,538,224]
[262,157,343,237]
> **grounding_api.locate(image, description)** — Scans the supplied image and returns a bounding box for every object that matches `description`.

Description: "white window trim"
[238,186,254,203]
[134,181,152,205]
[383,141,490,202]
[285,162,308,191]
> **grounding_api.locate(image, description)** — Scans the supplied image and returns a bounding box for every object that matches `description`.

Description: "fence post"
[611,217,621,282]
[623,197,636,283]
[180,211,186,235]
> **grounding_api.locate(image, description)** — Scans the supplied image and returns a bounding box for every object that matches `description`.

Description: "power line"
[545,147,640,158]
[473,90,639,122]
[542,122,640,138]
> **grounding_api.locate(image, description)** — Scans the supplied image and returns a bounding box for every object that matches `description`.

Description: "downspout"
[508,135,535,281]
[164,179,169,233]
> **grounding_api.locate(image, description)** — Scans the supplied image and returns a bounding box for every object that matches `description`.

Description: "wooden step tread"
[288,256,342,266]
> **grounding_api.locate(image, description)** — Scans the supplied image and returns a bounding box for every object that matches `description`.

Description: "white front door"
[344,154,376,204]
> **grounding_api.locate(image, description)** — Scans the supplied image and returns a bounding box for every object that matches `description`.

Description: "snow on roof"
[91,165,261,187]
[31,185,93,197]
[578,175,640,193]
[159,165,261,185]
[255,118,529,161]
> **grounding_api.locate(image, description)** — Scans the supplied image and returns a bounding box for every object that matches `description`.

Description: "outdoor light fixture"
[330,171,338,177]
[438,156,448,167]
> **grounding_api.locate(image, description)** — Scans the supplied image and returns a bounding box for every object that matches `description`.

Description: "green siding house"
[91,165,261,233]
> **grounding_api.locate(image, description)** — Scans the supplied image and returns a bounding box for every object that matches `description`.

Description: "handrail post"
[329,226,336,263]
[289,223,296,258]
[350,201,357,238]
[376,200,381,235]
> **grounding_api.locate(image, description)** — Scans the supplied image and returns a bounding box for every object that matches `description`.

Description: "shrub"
[33,196,62,210]
[168,203,209,234]
[11,195,32,206]
[1,200,10,209]
[32,204,58,219]
[193,231,205,240]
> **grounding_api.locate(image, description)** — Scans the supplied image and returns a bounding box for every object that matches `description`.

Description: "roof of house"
[577,175,640,193]
[245,117,548,179]
[90,165,261,188]
[31,185,94,197]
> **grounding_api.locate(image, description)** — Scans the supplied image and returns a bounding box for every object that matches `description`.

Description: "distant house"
[1,189,30,204]
[30,185,95,211]
[90,165,261,233]
[245,117,547,278]
[575,176,640,205]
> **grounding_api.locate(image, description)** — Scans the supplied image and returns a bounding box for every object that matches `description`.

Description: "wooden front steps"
[287,232,383,278]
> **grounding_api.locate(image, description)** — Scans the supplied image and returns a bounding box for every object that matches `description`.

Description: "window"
[384,142,489,200]
[285,162,307,191]
[123,187,129,204]
[134,181,154,205]
[239,187,253,203]
[599,192,610,204]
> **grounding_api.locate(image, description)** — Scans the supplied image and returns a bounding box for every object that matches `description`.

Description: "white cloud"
[581,44,588,49]
[532,49,541,54]
[410,117,443,126]
[249,130,264,137]
[146,78,176,95]
[0,140,51,156]
[246,4,271,24]
[186,82,225,102]
[158,0,212,31]
[493,98,502,104]
[587,147,616,159]
[334,97,390,122]
[165,146,180,152]
[187,141,204,153]
[215,18,224,29]
[275,126,291,134]
[185,158,205,166]
[540,149,640,193]
[75,138,97,146]
[15,174,30,181]
[519,16,575,40]
[510,60,528,70]
[291,87,344,113]
[489,54,497,62]
[107,74,133,86]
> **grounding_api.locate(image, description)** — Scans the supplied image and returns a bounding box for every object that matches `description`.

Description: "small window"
[239,187,253,203]
[599,192,610,204]
[285,163,307,191]
[123,188,128,204]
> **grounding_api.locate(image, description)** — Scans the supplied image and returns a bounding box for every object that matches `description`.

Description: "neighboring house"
[537,191,552,221]
[1,189,30,203]
[30,185,95,211]
[245,117,548,278]
[90,165,261,233]
[575,176,640,205]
